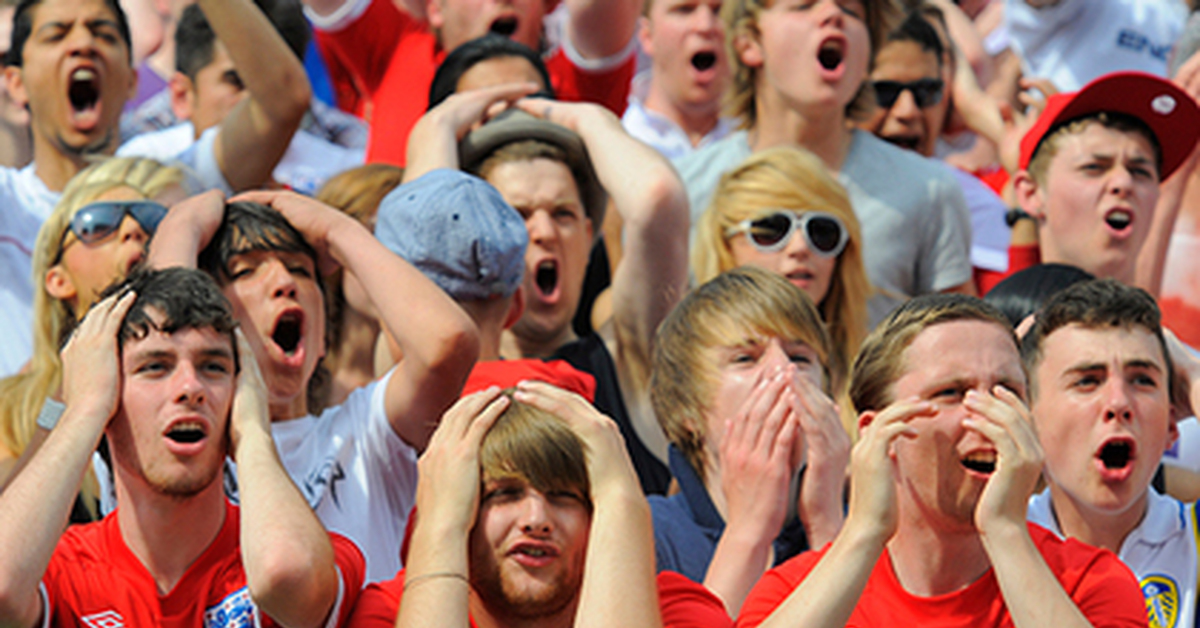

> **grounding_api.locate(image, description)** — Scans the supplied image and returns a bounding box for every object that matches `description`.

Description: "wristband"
[1005,207,1035,228]
[403,571,469,591]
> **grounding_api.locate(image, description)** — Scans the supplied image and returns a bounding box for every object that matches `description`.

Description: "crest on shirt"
[1142,574,1179,628]
[82,610,125,628]
[204,586,257,627]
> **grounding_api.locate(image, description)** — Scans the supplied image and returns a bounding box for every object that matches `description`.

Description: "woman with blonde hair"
[0,157,186,510]
[694,146,871,397]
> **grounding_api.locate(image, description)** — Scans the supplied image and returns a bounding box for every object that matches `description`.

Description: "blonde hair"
[1025,113,1161,187]
[722,0,900,129]
[0,158,184,499]
[651,266,841,481]
[693,146,870,383]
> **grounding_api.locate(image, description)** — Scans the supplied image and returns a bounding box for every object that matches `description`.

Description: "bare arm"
[232,330,340,628]
[513,99,689,406]
[0,293,135,628]
[514,382,661,628]
[231,190,480,452]
[202,0,311,192]
[564,0,641,59]
[396,390,511,628]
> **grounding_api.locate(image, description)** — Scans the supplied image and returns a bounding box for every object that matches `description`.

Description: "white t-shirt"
[269,369,418,584]
[1029,488,1198,628]
[119,123,365,196]
[621,71,736,161]
[0,164,61,377]
[1005,0,1187,92]
[947,165,1009,273]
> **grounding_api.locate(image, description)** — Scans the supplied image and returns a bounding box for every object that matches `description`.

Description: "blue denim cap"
[375,169,528,300]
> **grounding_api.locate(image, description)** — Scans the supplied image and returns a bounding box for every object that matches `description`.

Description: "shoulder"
[346,572,405,628]
[657,571,733,628]
[736,548,829,628]
[675,132,750,179]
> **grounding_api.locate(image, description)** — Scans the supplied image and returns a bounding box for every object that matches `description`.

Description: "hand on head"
[60,289,138,426]
[228,328,271,458]
[848,399,933,542]
[961,386,1043,535]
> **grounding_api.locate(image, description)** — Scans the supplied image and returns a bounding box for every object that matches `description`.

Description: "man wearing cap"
[406,85,690,495]
[1013,71,1200,287]
[373,168,598,398]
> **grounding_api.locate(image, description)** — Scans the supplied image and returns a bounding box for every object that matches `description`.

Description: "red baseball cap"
[1018,71,1200,179]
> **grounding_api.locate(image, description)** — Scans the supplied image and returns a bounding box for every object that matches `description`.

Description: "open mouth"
[1105,210,1133,232]
[1098,439,1134,470]
[272,311,304,356]
[68,68,100,115]
[691,51,717,72]
[817,40,845,71]
[535,260,558,297]
[961,451,996,475]
[490,16,519,37]
[883,135,921,152]
[165,421,207,445]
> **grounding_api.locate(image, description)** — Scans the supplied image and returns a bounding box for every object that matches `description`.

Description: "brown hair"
[1025,113,1161,186]
[480,393,592,511]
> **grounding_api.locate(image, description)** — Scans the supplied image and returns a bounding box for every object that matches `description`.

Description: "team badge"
[204,586,257,627]
[82,610,125,628]
[1143,574,1179,628]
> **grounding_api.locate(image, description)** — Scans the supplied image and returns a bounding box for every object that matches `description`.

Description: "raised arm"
[0,292,135,628]
[513,98,689,400]
[564,0,640,59]
[514,381,661,628]
[397,389,511,628]
[231,330,341,628]
[231,190,480,451]
[202,0,311,192]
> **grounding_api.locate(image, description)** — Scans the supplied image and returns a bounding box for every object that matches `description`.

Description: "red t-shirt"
[40,501,365,627]
[347,569,732,627]
[314,0,634,167]
[736,524,1145,628]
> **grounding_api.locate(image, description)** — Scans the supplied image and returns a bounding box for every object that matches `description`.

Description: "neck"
[886,503,992,597]
[325,309,380,401]
[270,391,309,422]
[468,592,580,628]
[1046,485,1146,554]
[115,471,227,595]
[750,96,853,172]
[32,133,96,192]
[500,327,577,361]
[642,83,722,148]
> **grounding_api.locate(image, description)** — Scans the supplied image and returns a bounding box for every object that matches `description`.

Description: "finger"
[769,410,800,464]
[964,388,1040,455]
[455,82,541,113]
[229,190,284,205]
[743,374,788,448]
[513,380,586,420]
[463,395,511,445]
[442,387,505,439]
[756,383,793,454]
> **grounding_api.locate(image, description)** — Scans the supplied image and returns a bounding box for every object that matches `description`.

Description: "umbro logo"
[82,610,125,628]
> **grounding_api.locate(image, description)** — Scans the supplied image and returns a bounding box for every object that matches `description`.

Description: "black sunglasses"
[60,200,169,249]
[872,78,945,109]
[725,210,849,258]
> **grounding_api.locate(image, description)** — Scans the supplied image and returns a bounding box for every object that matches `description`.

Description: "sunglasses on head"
[725,210,849,257]
[61,200,169,248]
[872,78,945,109]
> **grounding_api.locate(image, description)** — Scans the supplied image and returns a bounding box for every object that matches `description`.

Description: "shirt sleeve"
[1060,547,1150,628]
[1004,0,1088,54]
[921,169,974,293]
[544,41,636,116]
[173,126,235,196]
[734,551,823,628]
[345,579,403,628]
[657,571,733,628]
[328,533,367,627]
[309,0,422,96]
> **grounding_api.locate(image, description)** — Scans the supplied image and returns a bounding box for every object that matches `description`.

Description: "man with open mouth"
[1025,278,1200,628]
[738,293,1145,627]
[0,268,365,627]
[1013,71,1200,288]
[300,0,641,167]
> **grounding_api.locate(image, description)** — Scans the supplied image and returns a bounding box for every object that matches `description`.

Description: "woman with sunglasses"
[694,146,870,430]
[0,158,186,513]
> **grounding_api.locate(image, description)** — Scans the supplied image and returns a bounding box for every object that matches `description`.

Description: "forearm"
[575,487,661,628]
[1135,167,1194,296]
[236,425,338,628]
[564,0,640,59]
[982,522,1092,628]
[395,520,473,628]
[402,112,460,184]
[0,408,106,626]
[703,528,775,617]
[757,523,885,628]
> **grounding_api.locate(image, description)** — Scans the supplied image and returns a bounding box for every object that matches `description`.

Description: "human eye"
[1130,371,1159,389]
[288,264,313,279]
[553,207,579,223]
[838,0,865,19]
[931,386,964,403]
[135,360,169,376]
[201,359,232,376]
[548,489,585,506]
[1072,374,1101,390]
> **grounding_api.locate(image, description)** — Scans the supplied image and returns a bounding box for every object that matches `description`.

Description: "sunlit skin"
[640,0,729,141]
[176,41,245,138]
[455,56,547,94]
[220,250,326,420]
[427,0,545,52]
[1020,123,1161,284]
[728,220,837,306]
[860,40,943,157]
[743,0,869,122]
[1031,325,1175,547]
[4,0,136,171]
[885,320,1027,531]
[486,158,593,354]
[106,311,235,498]
[468,477,591,621]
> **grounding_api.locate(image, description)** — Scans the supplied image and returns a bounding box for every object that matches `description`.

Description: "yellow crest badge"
[1142,574,1179,628]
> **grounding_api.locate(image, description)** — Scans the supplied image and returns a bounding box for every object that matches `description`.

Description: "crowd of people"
[0,0,1199,625]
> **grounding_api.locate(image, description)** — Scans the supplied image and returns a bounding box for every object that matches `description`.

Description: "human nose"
[173,362,207,406]
[518,493,552,535]
[64,24,100,56]
[264,258,299,299]
[524,211,558,246]
[815,0,845,26]
[694,4,721,33]
[118,215,149,246]
[1102,380,1133,423]
[890,88,921,120]
[1107,166,1135,198]
[761,341,797,375]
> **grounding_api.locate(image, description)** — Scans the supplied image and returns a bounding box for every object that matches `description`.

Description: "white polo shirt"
[0,164,61,377]
[1029,488,1198,628]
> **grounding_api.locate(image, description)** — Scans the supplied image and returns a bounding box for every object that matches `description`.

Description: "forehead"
[1035,324,1166,376]
[486,158,583,205]
[456,56,545,93]
[28,0,120,31]
[898,320,1025,390]
[1051,121,1158,163]
[872,40,939,80]
[121,318,234,366]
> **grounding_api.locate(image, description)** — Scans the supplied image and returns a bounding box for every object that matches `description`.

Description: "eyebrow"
[1064,359,1163,374]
